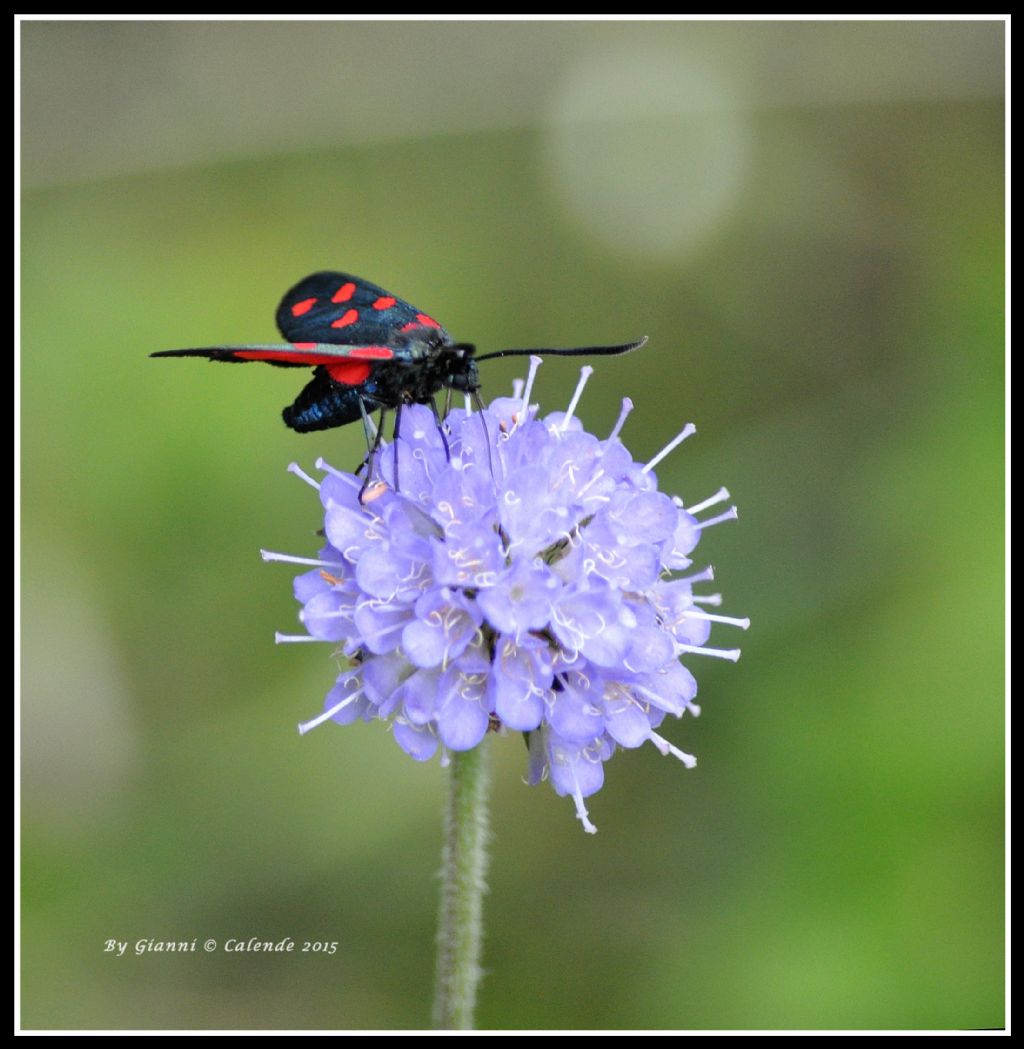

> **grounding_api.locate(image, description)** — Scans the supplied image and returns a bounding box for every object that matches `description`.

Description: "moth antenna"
[475,337,647,363]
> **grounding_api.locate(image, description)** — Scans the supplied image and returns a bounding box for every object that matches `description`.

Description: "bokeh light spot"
[542,47,751,263]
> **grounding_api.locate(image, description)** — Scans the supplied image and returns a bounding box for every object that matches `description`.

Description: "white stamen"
[607,397,633,443]
[691,593,723,607]
[274,633,327,644]
[678,565,715,584]
[299,608,353,622]
[686,487,731,515]
[571,772,598,835]
[694,507,738,531]
[511,378,525,399]
[576,468,606,500]
[286,462,320,489]
[464,395,472,414]
[260,549,344,568]
[633,685,686,718]
[677,644,741,662]
[357,622,407,646]
[642,423,696,474]
[314,458,360,484]
[649,731,697,768]
[559,365,594,431]
[513,355,543,432]
[683,610,750,629]
[297,690,362,735]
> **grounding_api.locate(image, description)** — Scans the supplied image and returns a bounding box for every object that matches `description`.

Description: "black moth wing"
[276,270,454,348]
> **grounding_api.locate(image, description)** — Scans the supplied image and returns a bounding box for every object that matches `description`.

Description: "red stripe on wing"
[231,345,395,365]
[347,346,394,360]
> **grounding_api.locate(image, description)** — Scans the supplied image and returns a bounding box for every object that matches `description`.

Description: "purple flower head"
[266,358,746,833]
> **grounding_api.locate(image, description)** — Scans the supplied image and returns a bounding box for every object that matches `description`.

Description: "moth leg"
[358,396,377,449]
[429,397,451,462]
[359,408,389,502]
[392,402,404,494]
[470,390,497,483]
[354,397,378,476]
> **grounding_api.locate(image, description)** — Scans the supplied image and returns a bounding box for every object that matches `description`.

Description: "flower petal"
[393,719,439,761]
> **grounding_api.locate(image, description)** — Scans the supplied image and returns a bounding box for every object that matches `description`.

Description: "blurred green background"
[20,19,1004,1031]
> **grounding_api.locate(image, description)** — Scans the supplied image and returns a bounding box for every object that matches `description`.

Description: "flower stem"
[432,740,490,1030]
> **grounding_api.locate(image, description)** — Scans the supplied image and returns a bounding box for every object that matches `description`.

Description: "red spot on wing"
[291,297,317,317]
[400,322,419,333]
[293,342,317,350]
[332,282,356,303]
[416,313,441,329]
[326,361,372,385]
[373,296,396,310]
[331,309,359,329]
